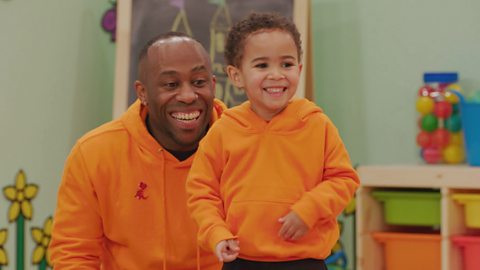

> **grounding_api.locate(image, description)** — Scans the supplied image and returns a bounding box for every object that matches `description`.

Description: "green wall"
[0,1,114,268]
[312,0,480,165]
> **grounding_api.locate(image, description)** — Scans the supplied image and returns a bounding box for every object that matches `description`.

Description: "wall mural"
[2,170,52,270]
[0,229,7,268]
[101,0,117,42]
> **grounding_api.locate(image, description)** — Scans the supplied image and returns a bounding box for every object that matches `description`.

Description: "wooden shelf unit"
[356,165,480,270]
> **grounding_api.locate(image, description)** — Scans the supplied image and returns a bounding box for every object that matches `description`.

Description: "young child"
[186,12,360,270]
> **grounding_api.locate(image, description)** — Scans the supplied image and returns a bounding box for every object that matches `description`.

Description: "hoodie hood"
[222,98,323,133]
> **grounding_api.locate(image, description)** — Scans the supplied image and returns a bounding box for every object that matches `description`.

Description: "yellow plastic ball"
[444,91,460,104]
[450,132,464,146]
[442,144,465,164]
[447,83,462,92]
[416,96,435,115]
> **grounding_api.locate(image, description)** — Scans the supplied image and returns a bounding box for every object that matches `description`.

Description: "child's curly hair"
[224,12,303,67]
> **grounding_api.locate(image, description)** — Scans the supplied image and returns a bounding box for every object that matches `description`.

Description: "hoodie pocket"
[224,184,302,257]
[226,199,292,257]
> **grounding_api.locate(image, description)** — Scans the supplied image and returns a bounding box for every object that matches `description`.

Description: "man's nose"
[176,84,198,103]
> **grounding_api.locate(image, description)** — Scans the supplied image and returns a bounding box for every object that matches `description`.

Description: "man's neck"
[145,114,197,161]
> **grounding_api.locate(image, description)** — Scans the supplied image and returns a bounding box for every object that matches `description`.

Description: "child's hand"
[278,211,309,241]
[215,239,240,262]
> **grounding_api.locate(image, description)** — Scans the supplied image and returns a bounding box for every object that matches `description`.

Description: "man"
[49,32,224,270]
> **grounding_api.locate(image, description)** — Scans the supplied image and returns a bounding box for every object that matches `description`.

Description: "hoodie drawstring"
[196,245,201,270]
[163,158,168,270]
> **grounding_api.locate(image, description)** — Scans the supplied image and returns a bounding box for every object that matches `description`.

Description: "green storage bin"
[372,190,441,226]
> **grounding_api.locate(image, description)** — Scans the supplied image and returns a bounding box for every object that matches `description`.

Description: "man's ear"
[134,80,148,105]
[225,65,244,88]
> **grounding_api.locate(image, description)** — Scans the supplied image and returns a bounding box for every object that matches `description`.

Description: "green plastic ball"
[445,114,462,132]
[421,114,438,132]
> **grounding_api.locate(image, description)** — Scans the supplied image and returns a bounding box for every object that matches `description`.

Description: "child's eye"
[281,62,295,68]
[254,63,268,69]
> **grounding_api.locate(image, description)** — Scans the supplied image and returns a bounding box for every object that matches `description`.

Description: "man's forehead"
[146,39,210,73]
[147,38,207,60]
[151,36,194,47]
[148,36,200,54]
[156,65,209,77]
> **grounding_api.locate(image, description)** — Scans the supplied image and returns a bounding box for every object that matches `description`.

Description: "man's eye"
[163,82,178,89]
[192,79,207,87]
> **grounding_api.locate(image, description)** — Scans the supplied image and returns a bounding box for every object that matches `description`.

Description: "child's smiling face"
[227,29,302,121]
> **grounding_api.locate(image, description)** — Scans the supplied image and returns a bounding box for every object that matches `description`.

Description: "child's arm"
[186,128,236,254]
[290,117,360,229]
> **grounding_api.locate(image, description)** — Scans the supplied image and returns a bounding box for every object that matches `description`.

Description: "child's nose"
[267,68,286,80]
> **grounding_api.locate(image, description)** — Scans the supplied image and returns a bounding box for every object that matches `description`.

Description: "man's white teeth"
[171,111,200,120]
[265,87,285,93]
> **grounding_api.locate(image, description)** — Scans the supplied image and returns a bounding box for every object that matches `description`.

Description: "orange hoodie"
[49,99,225,270]
[187,98,359,261]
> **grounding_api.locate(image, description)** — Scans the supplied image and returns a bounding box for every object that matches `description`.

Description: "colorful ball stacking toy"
[416,72,465,164]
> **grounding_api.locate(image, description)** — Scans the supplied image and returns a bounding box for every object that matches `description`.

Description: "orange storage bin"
[372,232,441,270]
[452,236,480,270]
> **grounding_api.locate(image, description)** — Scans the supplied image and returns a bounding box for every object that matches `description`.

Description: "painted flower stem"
[16,214,25,270]
[39,258,47,270]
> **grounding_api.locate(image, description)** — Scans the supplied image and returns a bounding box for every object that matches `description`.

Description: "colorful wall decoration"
[2,170,52,270]
[101,0,117,42]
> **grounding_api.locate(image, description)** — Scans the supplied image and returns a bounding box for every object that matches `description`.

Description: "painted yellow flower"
[0,229,7,265]
[31,217,52,266]
[3,170,38,222]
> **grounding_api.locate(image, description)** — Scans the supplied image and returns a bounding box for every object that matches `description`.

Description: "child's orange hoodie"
[187,99,360,261]
[49,100,225,270]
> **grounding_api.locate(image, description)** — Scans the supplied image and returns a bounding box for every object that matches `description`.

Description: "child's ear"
[226,65,244,88]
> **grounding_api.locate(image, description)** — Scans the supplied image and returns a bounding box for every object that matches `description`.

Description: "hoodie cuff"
[207,225,236,253]
[291,196,321,229]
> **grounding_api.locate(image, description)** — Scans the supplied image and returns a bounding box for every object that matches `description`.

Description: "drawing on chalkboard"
[170,0,193,35]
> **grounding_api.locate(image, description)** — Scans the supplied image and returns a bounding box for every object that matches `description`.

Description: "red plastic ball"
[434,101,453,119]
[416,131,432,148]
[418,85,435,97]
[423,147,442,164]
[431,128,450,148]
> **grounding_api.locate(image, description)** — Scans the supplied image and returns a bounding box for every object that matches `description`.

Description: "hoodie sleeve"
[291,117,360,228]
[49,144,104,269]
[186,126,235,253]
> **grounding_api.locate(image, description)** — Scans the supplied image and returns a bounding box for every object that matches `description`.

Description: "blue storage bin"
[454,91,480,166]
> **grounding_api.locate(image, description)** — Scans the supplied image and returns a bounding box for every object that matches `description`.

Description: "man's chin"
[172,132,204,150]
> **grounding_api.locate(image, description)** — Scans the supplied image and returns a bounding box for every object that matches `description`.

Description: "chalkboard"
[114,0,309,116]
